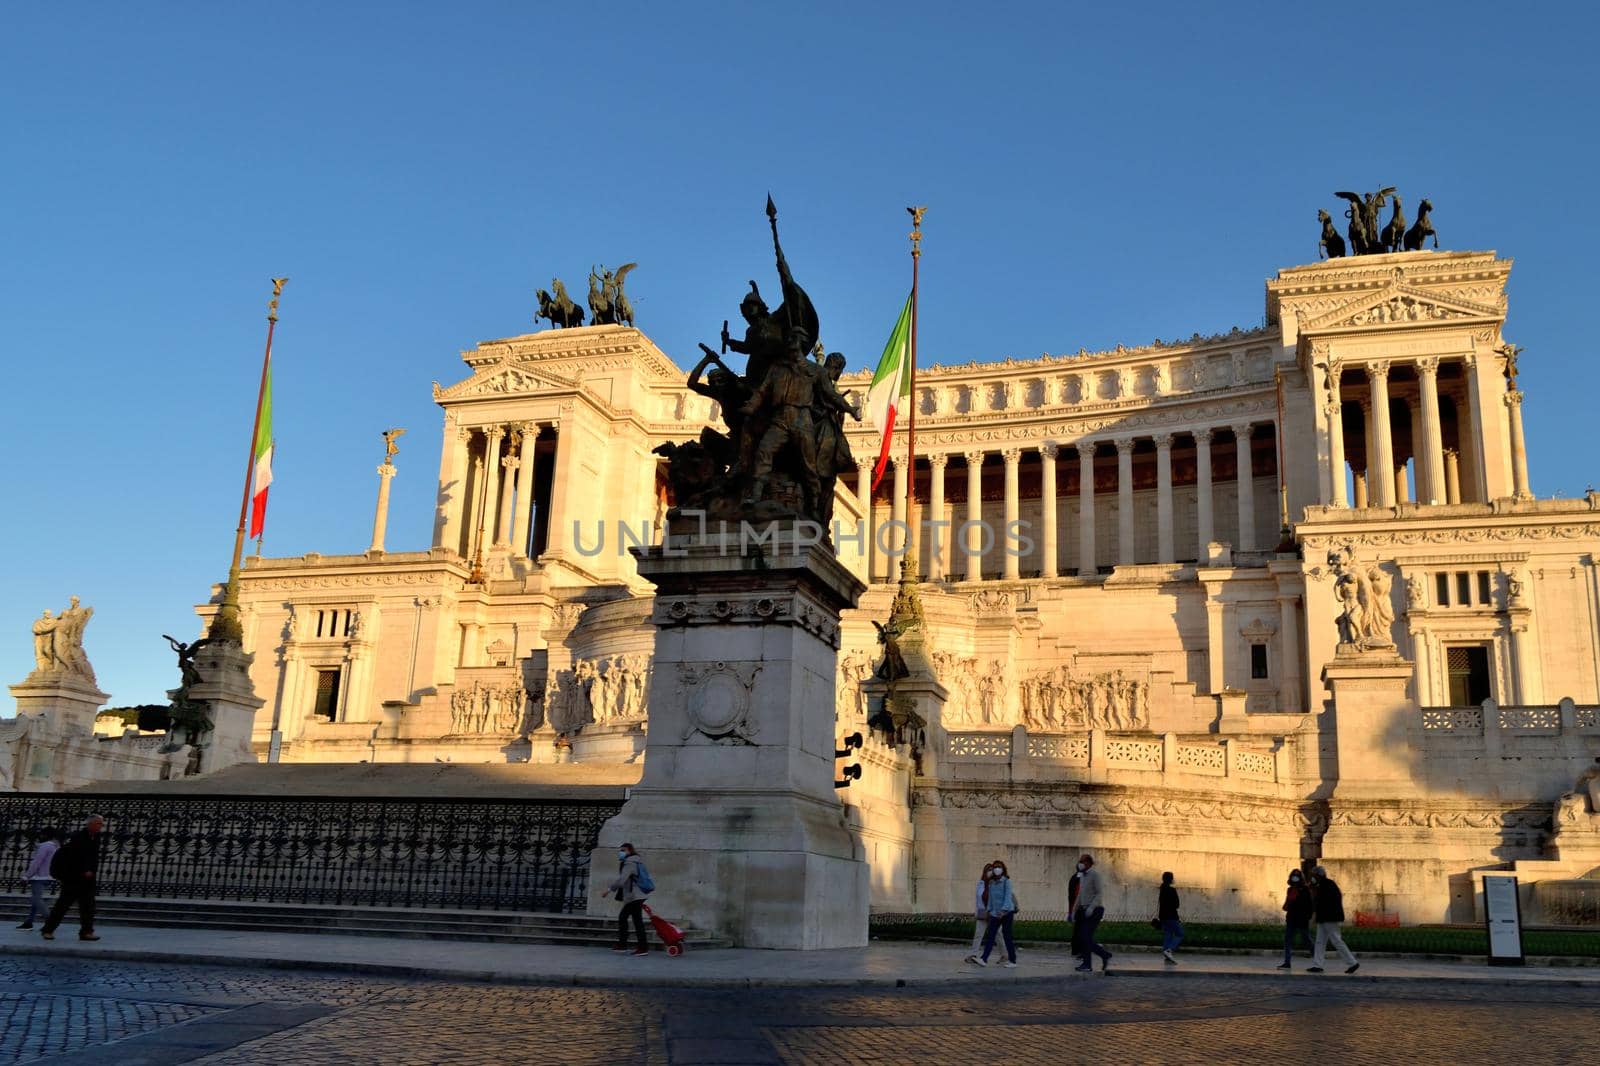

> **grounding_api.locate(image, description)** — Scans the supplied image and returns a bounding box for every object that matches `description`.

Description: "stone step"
[1,894,727,947]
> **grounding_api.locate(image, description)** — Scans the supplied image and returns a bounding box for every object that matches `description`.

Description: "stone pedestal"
[184,641,265,774]
[592,533,868,949]
[1322,645,1417,799]
[8,672,109,736]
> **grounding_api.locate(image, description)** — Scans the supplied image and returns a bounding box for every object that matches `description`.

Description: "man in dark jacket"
[1307,865,1359,974]
[1158,872,1183,964]
[41,814,104,942]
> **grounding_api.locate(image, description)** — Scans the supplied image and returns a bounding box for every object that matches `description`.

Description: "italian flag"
[248,366,274,538]
[867,292,913,490]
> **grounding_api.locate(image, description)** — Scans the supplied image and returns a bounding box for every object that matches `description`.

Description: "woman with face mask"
[967,860,1020,968]
[1279,867,1315,969]
[600,842,650,956]
[964,862,995,964]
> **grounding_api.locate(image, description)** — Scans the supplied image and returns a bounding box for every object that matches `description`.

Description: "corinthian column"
[1154,433,1174,564]
[1367,362,1396,507]
[1040,443,1058,578]
[370,462,397,553]
[511,422,539,556]
[1194,428,1213,561]
[1077,441,1097,576]
[1115,438,1135,565]
[1233,422,1256,552]
[928,453,948,580]
[1326,401,1348,507]
[1002,448,1021,580]
[1416,357,1446,505]
[495,446,518,547]
[855,459,873,577]
[891,456,908,567]
[964,450,985,582]
[1506,388,1533,500]
[471,427,503,559]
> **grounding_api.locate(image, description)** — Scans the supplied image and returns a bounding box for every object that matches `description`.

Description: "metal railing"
[0,793,622,913]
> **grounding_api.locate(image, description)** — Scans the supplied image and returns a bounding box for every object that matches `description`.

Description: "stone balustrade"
[1419,697,1600,738]
[944,725,1283,786]
[1414,697,1600,800]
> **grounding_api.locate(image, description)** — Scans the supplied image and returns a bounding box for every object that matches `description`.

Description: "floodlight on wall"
[834,764,862,788]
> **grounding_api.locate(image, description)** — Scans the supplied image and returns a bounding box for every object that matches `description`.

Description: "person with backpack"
[40,814,103,942]
[601,842,652,956]
[16,830,64,930]
[1307,865,1359,974]
[1277,867,1315,969]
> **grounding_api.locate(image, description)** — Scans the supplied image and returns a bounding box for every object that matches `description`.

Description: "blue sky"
[3,2,1596,707]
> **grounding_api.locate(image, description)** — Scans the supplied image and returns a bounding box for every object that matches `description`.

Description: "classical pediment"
[1302,283,1501,334]
[432,362,579,401]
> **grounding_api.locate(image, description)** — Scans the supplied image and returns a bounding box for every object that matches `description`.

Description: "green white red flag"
[248,365,274,538]
[867,291,913,490]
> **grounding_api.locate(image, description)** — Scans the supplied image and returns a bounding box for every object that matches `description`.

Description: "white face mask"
[618,850,629,861]
[993,869,1005,880]
[1076,863,1086,872]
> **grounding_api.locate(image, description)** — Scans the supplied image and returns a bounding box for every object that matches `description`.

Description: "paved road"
[0,955,1594,1065]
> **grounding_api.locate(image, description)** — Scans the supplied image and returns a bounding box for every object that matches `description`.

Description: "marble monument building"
[200,248,1600,925]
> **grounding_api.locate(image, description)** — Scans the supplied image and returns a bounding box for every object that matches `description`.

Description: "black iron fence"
[0,793,623,913]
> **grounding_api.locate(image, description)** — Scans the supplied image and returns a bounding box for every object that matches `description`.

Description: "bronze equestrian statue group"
[1318,187,1439,258]
[536,264,639,328]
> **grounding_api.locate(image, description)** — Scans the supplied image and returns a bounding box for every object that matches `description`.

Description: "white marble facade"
[201,250,1600,923]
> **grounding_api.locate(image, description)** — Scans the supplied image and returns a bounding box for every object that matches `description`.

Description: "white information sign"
[1482,873,1524,966]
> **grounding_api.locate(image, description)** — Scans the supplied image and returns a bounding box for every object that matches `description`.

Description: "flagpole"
[210,278,286,642]
[903,207,926,582]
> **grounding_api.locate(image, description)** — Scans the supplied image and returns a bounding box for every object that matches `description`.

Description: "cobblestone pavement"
[0,956,1595,1065]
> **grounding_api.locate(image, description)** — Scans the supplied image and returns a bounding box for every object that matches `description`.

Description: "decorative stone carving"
[449,680,528,736]
[1017,663,1148,731]
[28,597,96,684]
[678,660,762,742]
[1327,544,1395,648]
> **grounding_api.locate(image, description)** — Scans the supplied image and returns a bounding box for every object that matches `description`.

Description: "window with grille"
[1445,645,1491,707]
[1250,643,1269,679]
[312,668,342,721]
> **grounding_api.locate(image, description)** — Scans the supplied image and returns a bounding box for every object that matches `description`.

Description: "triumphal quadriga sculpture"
[186,217,1600,930]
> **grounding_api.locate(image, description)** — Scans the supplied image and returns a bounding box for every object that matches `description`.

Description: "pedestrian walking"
[967,859,1019,968]
[40,815,103,942]
[600,842,652,956]
[1157,871,1183,964]
[1277,868,1315,969]
[1307,865,1360,974]
[16,831,64,930]
[1067,864,1084,963]
[1072,854,1113,973]
[964,862,995,964]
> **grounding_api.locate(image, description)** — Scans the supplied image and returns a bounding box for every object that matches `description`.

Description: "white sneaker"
[1003,961,1018,968]
[967,956,987,967]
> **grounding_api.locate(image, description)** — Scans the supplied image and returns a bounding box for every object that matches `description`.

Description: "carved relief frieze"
[1301,523,1600,551]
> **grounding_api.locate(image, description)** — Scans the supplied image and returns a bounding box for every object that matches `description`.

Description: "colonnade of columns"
[856,420,1270,583]
[1324,354,1530,508]
[435,419,564,560]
